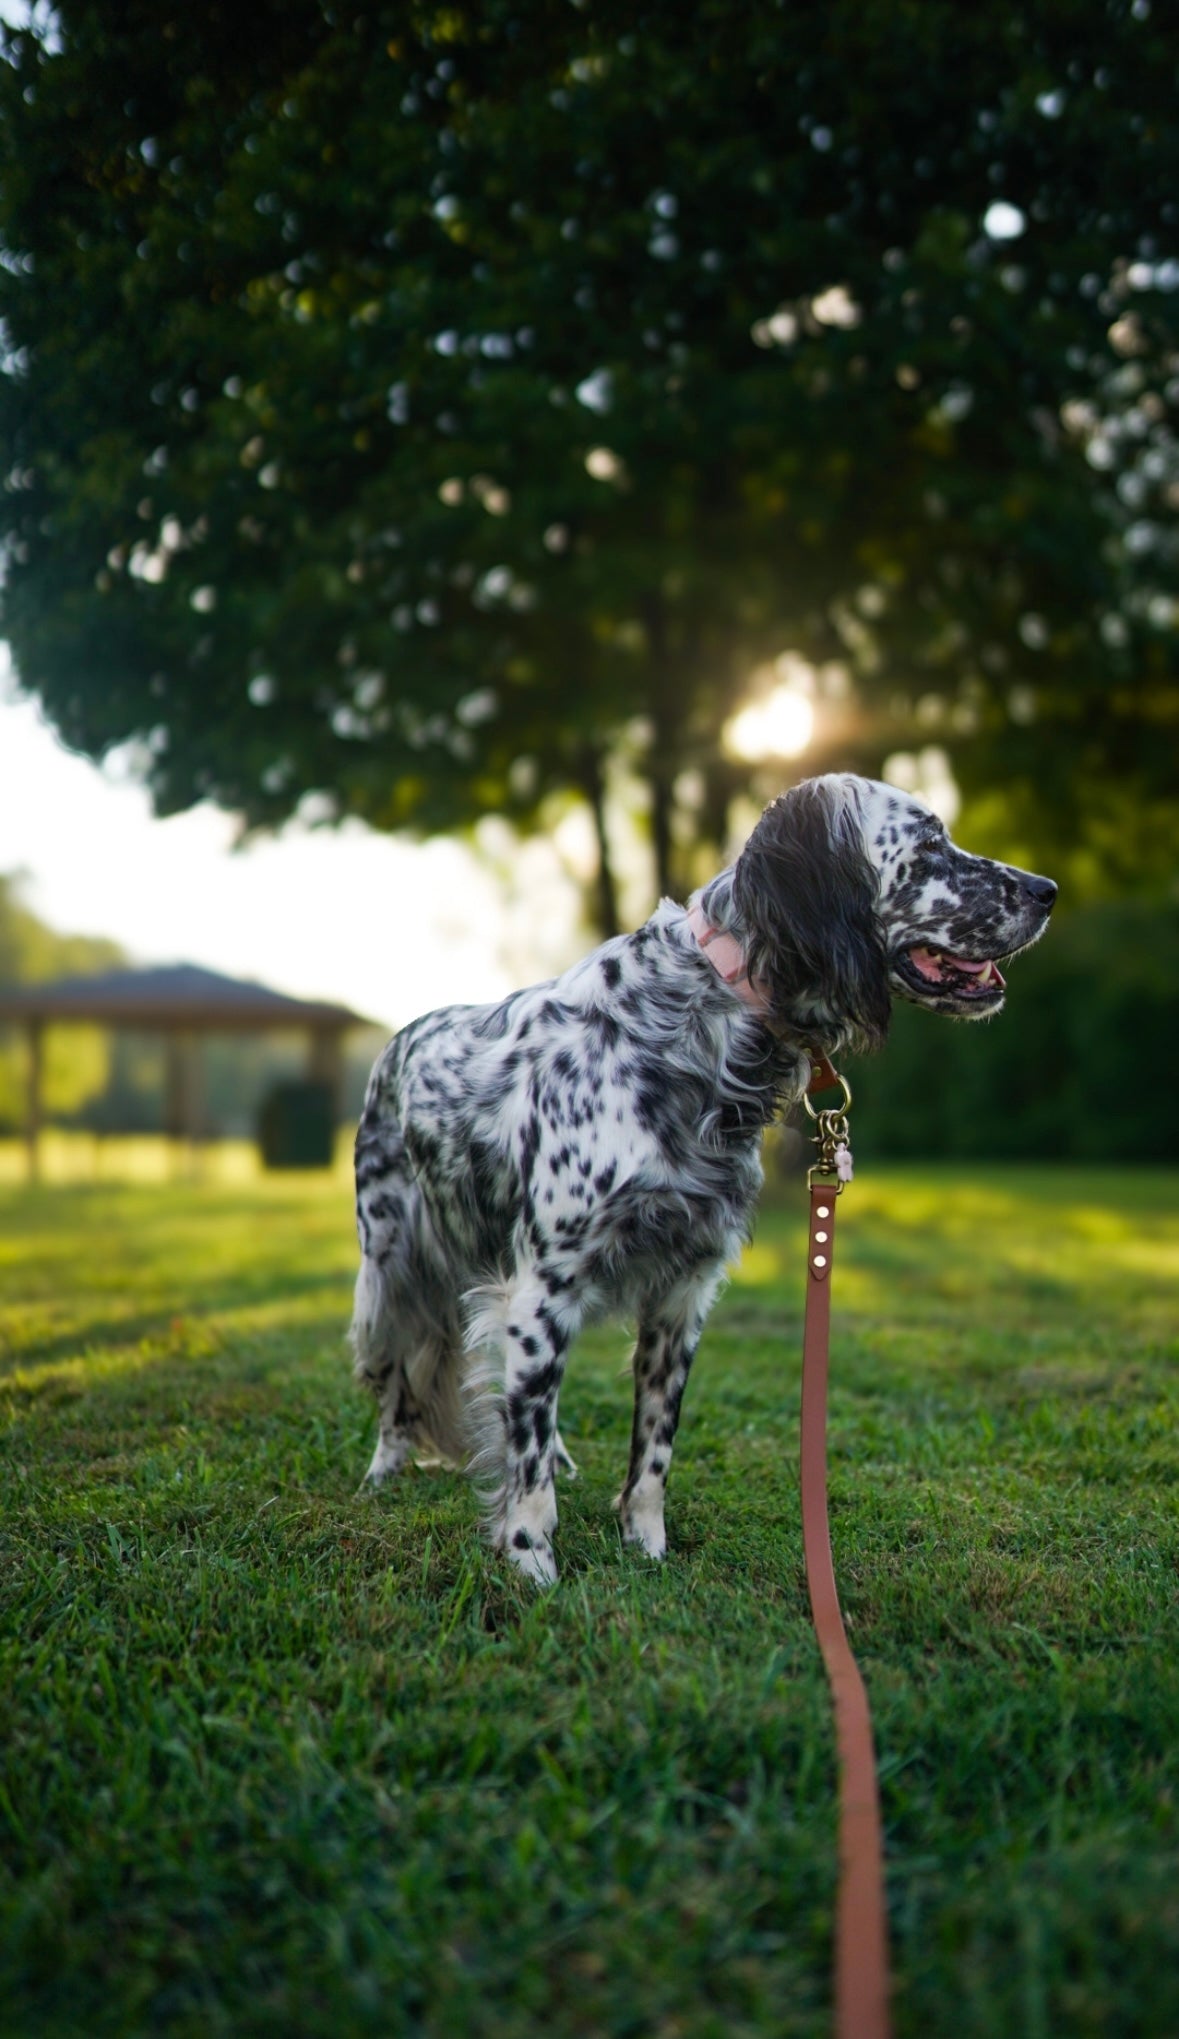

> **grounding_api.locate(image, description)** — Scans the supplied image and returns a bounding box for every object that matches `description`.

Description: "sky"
[0,657,591,1029]
[0,647,963,1031]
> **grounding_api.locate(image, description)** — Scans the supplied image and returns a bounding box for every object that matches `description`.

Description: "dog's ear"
[733,779,891,1050]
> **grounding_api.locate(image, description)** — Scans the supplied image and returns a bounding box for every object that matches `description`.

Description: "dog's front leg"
[616,1267,723,1560]
[475,1285,574,1587]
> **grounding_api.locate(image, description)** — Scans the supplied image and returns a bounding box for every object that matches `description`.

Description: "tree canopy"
[1,0,1177,913]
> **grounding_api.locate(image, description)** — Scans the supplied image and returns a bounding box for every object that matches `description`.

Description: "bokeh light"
[724,685,815,762]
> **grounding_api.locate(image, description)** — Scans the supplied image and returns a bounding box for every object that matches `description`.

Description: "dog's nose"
[1022,873,1058,910]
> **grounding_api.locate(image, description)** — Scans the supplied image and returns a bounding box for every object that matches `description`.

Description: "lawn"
[1,1161,1176,2038]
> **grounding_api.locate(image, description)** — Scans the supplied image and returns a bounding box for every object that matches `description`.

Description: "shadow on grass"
[0,1271,354,1374]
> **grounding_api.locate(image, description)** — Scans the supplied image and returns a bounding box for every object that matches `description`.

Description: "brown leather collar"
[806,1052,844,1096]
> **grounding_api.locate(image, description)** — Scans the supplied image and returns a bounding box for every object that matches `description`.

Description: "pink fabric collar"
[686,902,772,1018]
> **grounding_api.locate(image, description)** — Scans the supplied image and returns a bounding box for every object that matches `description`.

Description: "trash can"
[257,1080,335,1169]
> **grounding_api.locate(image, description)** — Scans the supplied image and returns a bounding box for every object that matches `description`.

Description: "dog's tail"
[351,1252,470,1468]
[457,1285,514,1541]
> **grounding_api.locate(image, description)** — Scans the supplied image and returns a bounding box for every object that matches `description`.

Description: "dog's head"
[726,773,1057,1051]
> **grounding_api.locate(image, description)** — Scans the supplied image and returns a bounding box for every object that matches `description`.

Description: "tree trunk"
[641,591,680,904]
[649,767,675,904]
[577,745,621,940]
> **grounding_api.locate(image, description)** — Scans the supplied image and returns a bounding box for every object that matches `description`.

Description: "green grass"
[1,1164,1177,2038]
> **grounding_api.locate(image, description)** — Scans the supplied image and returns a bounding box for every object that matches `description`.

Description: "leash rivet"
[816,1229,828,1243]
[813,1254,827,1267]
[817,1204,830,1218]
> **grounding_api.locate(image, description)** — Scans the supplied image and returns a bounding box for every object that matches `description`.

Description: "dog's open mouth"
[902,945,1007,1000]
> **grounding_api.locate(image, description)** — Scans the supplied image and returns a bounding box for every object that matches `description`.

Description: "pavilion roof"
[0,962,379,1033]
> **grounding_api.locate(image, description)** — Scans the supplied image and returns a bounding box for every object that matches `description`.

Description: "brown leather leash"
[800,1058,892,2039]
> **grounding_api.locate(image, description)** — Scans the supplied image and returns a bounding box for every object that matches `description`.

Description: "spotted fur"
[350,773,1056,1584]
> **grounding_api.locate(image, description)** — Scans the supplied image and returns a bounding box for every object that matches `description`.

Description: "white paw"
[506,1532,559,1587]
[364,1434,412,1484]
[616,1492,667,1561]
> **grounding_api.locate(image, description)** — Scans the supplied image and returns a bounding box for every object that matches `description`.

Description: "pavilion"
[0,962,380,1178]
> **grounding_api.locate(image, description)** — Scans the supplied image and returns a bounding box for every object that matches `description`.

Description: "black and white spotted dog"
[351,773,1056,1584]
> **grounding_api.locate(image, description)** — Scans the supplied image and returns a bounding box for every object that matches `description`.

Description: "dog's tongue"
[909,946,1006,988]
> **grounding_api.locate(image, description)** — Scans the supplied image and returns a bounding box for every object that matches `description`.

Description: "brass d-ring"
[803,1072,853,1119]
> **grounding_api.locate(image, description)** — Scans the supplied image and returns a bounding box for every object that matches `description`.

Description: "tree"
[1,0,1177,917]
[0,872,124,1125]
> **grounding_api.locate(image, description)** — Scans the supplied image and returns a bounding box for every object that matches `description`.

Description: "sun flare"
[724,685,815,762]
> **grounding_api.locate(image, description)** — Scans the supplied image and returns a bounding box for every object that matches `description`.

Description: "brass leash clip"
[803,1071,854,1192]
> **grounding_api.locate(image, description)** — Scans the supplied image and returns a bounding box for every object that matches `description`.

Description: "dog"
[350,773,1056,1583]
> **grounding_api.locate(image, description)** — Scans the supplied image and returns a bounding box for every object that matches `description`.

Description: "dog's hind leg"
[616,1264,726,1560]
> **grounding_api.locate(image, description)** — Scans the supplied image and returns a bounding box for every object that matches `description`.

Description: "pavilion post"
[164,1032,203,1173]
[307,1027,343,1117]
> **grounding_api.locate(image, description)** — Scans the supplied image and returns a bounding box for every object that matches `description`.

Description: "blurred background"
[0,0,1175,1178]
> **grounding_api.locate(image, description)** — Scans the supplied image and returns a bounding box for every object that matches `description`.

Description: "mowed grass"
[1,1164,1177,2039]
